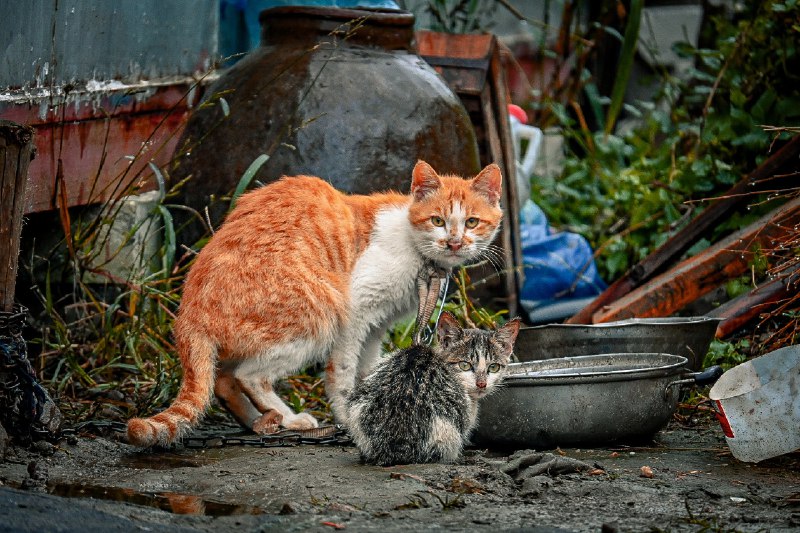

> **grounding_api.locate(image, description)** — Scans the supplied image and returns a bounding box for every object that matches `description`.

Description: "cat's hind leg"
[426,416,464,463]
[233,357,319,431]
[214,368,271,429]
[215,373,288,435]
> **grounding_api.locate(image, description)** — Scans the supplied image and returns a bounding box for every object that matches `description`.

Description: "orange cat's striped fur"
[127,161,503,447]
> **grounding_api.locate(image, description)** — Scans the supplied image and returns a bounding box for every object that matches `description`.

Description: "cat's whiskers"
[468,243,506,277]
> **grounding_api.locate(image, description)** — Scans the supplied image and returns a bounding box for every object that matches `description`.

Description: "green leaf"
[605,0,643,135]
[230,154,269,211]
[751,89,777,122]
[157,205,176,276]
[583,81,606,129]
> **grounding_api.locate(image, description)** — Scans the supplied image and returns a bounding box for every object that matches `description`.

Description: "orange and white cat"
[127,161,503,447]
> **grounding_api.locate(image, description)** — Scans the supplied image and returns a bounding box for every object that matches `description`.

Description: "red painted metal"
[0,80,206,214]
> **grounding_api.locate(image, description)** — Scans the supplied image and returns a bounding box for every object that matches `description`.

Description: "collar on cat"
[413,263,451,346]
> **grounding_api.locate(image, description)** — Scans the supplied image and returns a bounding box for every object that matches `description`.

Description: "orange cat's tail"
[126,335,217,447]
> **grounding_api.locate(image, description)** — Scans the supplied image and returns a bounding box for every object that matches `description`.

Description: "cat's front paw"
[282,412,319,430]
[252,409,283,435]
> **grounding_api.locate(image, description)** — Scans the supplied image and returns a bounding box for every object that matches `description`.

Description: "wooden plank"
[22,110,187,213]
[416,30,522,316]
[0,121,35,311]
[489,40,524,304]
[709,264,800,339]
[415,30,494,59]
[478,82,516,312]
[568,134,800,324]
[591,195,800,323]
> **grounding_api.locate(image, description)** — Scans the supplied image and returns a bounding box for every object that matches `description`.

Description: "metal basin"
[514,317,721,370]
[472,353,720,449]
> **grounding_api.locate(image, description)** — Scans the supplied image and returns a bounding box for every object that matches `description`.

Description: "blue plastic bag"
[519,200,606,311]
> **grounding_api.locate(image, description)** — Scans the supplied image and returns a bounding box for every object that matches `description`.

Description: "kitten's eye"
[465,217,479,229]
[487,363,502,373]
[457,361,472,371]
[431,216,445,227]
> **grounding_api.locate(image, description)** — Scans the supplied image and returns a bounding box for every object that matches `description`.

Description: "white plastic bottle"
[508,104,543,210]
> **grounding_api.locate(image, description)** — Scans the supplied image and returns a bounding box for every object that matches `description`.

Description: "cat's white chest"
[349,205,422,321]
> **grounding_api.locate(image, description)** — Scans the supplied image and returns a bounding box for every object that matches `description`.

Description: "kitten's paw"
[282,412,319,430]
[252,409,283,435]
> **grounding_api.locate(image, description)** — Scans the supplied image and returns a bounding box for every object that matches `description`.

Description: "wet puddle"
[47,483,263,516]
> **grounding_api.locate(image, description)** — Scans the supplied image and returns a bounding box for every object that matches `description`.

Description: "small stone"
[105,390,125,402]
[32,440,55,456]
[21,460,48,492]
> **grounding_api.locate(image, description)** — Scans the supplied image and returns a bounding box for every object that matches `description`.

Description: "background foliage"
[530,0,800,282]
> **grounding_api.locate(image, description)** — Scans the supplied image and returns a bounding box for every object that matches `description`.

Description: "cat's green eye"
[487,363,502,373]
[465,217,479,229]
[457,361,472,371]
[431,216,445,227]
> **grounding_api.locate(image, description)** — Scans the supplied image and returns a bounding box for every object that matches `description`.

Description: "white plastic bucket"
[709,345,800,463]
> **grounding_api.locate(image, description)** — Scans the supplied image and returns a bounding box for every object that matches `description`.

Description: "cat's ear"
[492,317,521,361]
[436,311,462,348]
[411,160,441,201]
[470,163,503,205]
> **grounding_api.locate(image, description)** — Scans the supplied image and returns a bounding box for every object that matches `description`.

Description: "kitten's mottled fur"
[347,312,520,466]
[127,161,504,447]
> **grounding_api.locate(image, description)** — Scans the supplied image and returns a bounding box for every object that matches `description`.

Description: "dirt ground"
[1,416,799,533]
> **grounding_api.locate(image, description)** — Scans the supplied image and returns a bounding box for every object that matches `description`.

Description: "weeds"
[392,490,463,511]
[394,493,431,511]
[681,498,750,533]
[529,1,800,283]
[401,490,465,511]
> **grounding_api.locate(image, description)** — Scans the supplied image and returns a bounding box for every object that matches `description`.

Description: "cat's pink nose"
[447,240,463,251]
[476,380,486,389]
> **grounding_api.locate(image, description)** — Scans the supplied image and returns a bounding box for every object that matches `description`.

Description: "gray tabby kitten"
[346,312,520,466]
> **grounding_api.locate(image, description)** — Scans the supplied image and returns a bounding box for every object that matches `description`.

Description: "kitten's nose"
[447,240,463,251]
[476,380,486,389]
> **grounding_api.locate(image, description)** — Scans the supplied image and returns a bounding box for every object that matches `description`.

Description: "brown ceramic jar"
[170,6,480,239]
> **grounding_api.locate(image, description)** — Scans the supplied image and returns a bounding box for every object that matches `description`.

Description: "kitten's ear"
[436,311,462,348]
[471,163,503,205]
[411,160,441,201]
[492,317,521,360]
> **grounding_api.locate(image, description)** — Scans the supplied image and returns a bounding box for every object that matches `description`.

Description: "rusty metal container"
[170,6,480,238]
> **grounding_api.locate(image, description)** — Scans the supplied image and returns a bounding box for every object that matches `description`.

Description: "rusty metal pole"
[0,120,35,311]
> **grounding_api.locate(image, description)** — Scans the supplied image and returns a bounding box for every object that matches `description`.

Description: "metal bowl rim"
[520,316,723,333]
[503,352,689,385]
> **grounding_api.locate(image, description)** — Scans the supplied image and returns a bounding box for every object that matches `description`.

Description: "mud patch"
[1,420,799,532]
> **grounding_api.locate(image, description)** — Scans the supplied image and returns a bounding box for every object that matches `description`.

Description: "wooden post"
[0,120,35,312]
[416,31,523,316]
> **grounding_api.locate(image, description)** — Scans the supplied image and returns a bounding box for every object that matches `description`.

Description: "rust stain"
[0,80,206,213]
